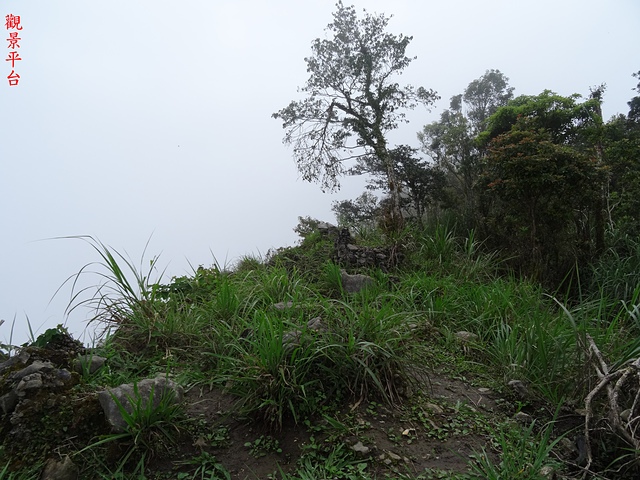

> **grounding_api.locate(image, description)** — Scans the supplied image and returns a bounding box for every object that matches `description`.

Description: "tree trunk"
[382,150,404,233]
[591,91,606,255]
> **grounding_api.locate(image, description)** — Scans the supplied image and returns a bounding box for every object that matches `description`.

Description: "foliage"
[0,459,41,480]
[418,70,514,228]
[60,235,168,344]
[273,1,438,230]
[31,324,72,348]
[627,70,640,122]
[589,232,640,304]
[265,233,335,287]
[280,442,368,480]
[155,266,221,304]
[467,419,563,479]
[292,216,323,240]
[244,435,283,458]
[11,185,640,479]
[346,145,447,227]
[603,107,640,239]
[215,310,324,429]
[332,191,381,228]
[78,382,185,475]
[214,290,419,429]
[175,451,230,480]
[462,69,515,134]
[477,91,607,284]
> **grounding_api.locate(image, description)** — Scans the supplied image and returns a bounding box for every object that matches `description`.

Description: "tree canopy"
[273,1,438,230]
[418,70,514,226]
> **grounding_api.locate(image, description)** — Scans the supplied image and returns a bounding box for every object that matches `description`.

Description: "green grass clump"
[214,291,420,429]
[467,419,564,480]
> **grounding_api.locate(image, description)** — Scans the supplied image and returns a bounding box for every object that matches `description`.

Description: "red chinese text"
[4,14,22,30]
[5,13,22,86]
[7,32,20,49]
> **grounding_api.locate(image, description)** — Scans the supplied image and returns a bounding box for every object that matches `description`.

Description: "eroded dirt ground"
[170,372,507,479]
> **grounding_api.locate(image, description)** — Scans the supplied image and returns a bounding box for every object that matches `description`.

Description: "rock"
[478,387,492,395]
[424,402,444,414]
[306,316,324,331]
[317,222,339,237]
[379,451,403,465]
[455,331,478,343]
[16,373,44,394]
[508,379,529,399]
[513,411,533,425]
[334,228,398,269]
[0,350,31,374]
[340,270,375,294]
[539,465,556,479]
[351,441,370,455]
[386,451,402,461]
[281,330,301,347]
[0,390,19,415]
[282,317,326,348]
[51,369,72,388]
[98,374,184,432]
[10,360,54,382]
[40,455,79,480]
[73,354,107,375]
[273,301,294,311]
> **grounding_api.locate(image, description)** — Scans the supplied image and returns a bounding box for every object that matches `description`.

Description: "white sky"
[1,0,638,346]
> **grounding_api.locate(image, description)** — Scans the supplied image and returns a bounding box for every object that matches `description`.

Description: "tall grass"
[60,236,166,338]
[589,232,640,304]
[32,224,640,477]
[468,417,564,479]
[212,285,421,428]
[318,296,419,405]
[393,226,596,405]
[215,310,324,428]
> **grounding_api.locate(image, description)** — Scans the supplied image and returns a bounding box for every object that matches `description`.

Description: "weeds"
[78,381,185,475]
[5,220,636,478]
[467,418,564,479]
[175,451,230,480]
[280,442,369,480]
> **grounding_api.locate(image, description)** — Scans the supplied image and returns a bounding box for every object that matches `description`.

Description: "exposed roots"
[582,334,640,477]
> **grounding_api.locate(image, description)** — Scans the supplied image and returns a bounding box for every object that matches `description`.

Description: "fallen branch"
[582,334,640,477]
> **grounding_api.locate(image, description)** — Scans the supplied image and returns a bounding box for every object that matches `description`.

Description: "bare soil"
[149,372,520,479]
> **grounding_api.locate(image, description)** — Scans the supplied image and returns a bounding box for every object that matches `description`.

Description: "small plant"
[0,459,41,480]
[467,419,563,479]
[176,451,230,480]
[185,419,230,450]
[79,382,185,473]
[31,325,70,348]
[280,442,370,480]
[244,435,282,458]
[203,426,230,449]
[323,262,345,297]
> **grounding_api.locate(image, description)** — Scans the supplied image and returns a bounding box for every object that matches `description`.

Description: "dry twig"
[582,334,640,477]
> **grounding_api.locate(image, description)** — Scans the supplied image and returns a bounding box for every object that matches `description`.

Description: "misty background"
[1,0,638,346]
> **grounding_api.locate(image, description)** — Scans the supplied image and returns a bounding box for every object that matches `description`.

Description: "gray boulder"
[73,354,107,375]
[340,270,375,294]
[97,374,184,432]
[40,456,78,480]
[282,316,326,348]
